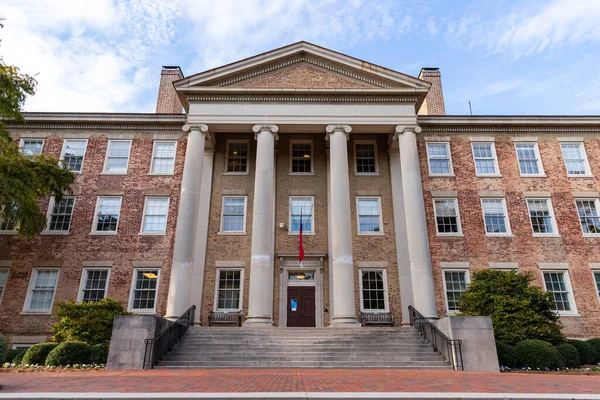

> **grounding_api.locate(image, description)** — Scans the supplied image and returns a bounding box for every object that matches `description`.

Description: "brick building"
[2,42,600,347]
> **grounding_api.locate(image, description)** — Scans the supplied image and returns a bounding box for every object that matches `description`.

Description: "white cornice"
[6,113,186,131]
[419,115,600,132]
[184,94,420,103]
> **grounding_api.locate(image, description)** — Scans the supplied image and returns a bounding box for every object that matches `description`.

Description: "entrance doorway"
[287,286,316,327]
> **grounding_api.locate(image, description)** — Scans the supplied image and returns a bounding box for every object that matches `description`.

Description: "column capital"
[393,125,422,140]
[325,125,352,141]
[252,124,279,141]
[182,124,209,134]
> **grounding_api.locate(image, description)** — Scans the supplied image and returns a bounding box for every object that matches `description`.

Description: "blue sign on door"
[291,298,298,312]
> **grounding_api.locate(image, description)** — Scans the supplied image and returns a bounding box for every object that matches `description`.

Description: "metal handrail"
[143,305,196,369]
[408,305,463,371]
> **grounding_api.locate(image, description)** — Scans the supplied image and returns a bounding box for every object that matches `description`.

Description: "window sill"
[41,231,70,236]
[90,231,119,236]
[520,174,547,178]
[100,172,128,176]
[289,173,315,176]
[557,313,581,318]
[476,174,502,178]
[128,309,156,314]
[485,234,514,238]
[360,309,390,314]
[288,232,315,236]
[214,309,242,313]
[139,232,167,236]
[354,173,380,177]
[357,232,385,236]
[20,311,52,316]
[436,234,464,238]
[0,231,19,235]
[217,231,247,236]
[429,174,455,178]
[582,234,600,238]
[223,172,249,176]
[567,174,595,178]
[533,234,561,238]
[147,172,175,176]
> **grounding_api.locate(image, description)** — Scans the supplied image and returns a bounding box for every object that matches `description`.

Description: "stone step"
[156,360,452,368]
[162,355,445,362]
[176,339,429,346]
[166,349,436,356]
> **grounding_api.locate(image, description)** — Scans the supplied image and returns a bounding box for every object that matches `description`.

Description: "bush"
[458,270,564,345]
[45,342,91,367]
[89,343,109,365]
[586,338,600,364]
[515,339,564,370]
[51,298,129,345]
[496,340,517,367]
[556,343,581,368]
[22,342,58,365]
[5,348,24,363]
[568,340,597,365]
[0,334,7,363]
[12,350,25,365]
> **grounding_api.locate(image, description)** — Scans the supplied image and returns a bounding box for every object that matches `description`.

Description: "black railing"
[143,305,196,369]
[408,305,463,371]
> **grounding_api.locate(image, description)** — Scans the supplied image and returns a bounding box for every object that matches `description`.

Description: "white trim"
[489,262,518,271]
[127,268,161,313]
[592,270,600,306]
[432,198,463,236]
[76,267,111,302]
[356,196,384,236]
[21,268,60,315]
[471,142,501,177]
[224,139,250,175]
[560,142,593,177]
[219,196,247,234]
[59,138,88,174]
[90,196,123,235]
[481,198,512,236]
[140,196,170,235]
[426,142,454,177]
[18,138,45,155]
[442,268,470,314]
[289,140,314,175]
[288,196,315,235]
[0,205,19,235]
[515,142,546,177]
[0,268,9,305]
[213,267,244,312]
[149,140,177,175]
[44,196,76,234]
[574,198,600,237]
[102,140,132,175]
[540,269,579,317]
[526,198,560,237]
[358,268,389,313]
[353,140,379,175]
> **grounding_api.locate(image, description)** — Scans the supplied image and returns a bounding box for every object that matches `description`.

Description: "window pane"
[29,270,58,310]
[290,198,313,232]
[561,144,586,175]
[482,199,507,233]
[473,143,496,175]
[143,197,169,232]
[427,143,450,174]
[516,144,540,175]
[594,272,600,300]
[106,141,131,172]
[576,200,600,234]
[49,198,75,232]
[543,272,571,311]
[445,271,467,311]
[291,143,312,173]
[221,197,245,232]
[21,140,44,155]
[63,140,87,172]
[361,270,386,310]
[0,270,8,301]
[217,270,241,309]
[527,199,553,234]
[96,197,122,232]
[357,198,381,233]
[356,143,376,173]
[132,270,158,310]
[227,142,248,173]
[82,270,108,302]
[435,200,459,233]
[151,142,176,173]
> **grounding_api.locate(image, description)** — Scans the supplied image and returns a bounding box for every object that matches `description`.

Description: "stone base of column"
[329,316,361,327]
[242,317,274,327]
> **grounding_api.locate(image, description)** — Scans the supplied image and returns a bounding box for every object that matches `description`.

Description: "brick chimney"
[417,68,446,116]
[156,66,184,114]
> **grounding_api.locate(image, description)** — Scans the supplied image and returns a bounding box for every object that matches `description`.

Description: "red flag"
[299,210,304,267]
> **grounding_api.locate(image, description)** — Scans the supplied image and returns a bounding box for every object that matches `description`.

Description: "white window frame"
[102,140,132,175]
[481,198,512,236]
[288,196,315,235]
[526,198,559,237]
[0,205,19,235]
[213,268,244,312]
[22,268,60,314]
[0,268,9,305]
[574,198,600,237]
[59,139,88,174]
[432,198,463,236]
[219,196,247,235]
[149,140,177,175]
[515,142,545,177]
[541,269,579,316]
[91,196,123,235]
[358,268,389,313]
[19,138,45,155]
[139,196,170,235]
[426,142,454,176]
[127,268,161,313]
[289,140,314,175]
[561,142,592,177]
[224,139,250,175]
[353,140,379,175]
[441,264,470,314]
[77,268,111,303]
[44,196,76,235]
[471,142,501,177]
[356,196,384,236]
[591,266,600,306]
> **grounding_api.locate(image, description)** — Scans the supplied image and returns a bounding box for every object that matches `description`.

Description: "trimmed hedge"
[0,334,7,363]
[12,350,26,365]
[568,340,597,365]
[5,349,24,363]
[496,340,516,367]
[89,343,109,365]
[586,338,600,364]
[515,339,564,370]
[22,342,59,365]
[45,342,91,367]
[556,343,581,368]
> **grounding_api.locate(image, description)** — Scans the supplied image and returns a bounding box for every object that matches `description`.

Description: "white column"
[326,125,360,327]
[244,124,278,326]
[166,124,208,319]
[395,125,438,318]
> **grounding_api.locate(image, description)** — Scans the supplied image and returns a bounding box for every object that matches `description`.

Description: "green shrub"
[568,340,597,365]
[515,339,564,369]
[556,343,581,368]
[45,342,91,367]
[458,270,564,345]
[5,348,24,363]
[12,350,25,365]
[0,334,7,363]
[89,343,109,365]
[22,342,58,365]
[496,340,516,367]
[586,338,600,364]
[51,298,129,345]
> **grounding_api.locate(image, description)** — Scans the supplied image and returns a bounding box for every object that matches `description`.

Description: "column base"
[243,317,274,327]
[329,316,361,327]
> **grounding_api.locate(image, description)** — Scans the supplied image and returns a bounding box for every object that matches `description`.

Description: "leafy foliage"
[89,343,109,365]
[495,340,517,367]
[51,298,130,345]
[556,343,581,368]
[11,349,25,365]
[515,339,564,370]
[0,334,7,363]
[45,342,91,366]
[21,342,58,365]
[586,338,600,364]
[568,340,597,365]
[5,348,25,363]
[458,269,564,345]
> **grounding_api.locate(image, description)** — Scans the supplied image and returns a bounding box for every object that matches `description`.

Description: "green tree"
[0,21,75,236]
[458,269,564,345]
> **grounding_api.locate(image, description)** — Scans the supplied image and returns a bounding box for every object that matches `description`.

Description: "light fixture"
[232,151,238,155]
[296,272,306,280]
[303,154,311,159]
[143,272,158,279]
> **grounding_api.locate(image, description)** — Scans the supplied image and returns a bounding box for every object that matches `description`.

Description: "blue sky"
[1,0,599,115]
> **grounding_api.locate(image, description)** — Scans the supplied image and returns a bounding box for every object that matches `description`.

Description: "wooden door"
[287,286,316,327]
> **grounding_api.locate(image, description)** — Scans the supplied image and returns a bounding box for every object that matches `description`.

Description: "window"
[215,269,243,311]
[354,141,378,174]
[472,142,500,176]
[289,197,314,234]
[19,139,44,155]
[433,199,462,235]
[103,140,131,174]
[150,141,176,174]
[60,139,87,173]
[593,271,600,304]
[78,269,110,302]
[542,271,577,315]
[359,270,388,312]
[220,197,247,233]
[23,269,59,313]
[0,205,18,233]
[561,143,591,176]
[0,269,8,304]
[426,142,453,176]
[92,196,122,234]
[46,197,75,233]
[290,141,313,174]
[356,197,383,235]
[443,270,470,313]
[515,143,544,176]
[129,269,160,312]
[481,198,511,235]
[141,197,169,234]
[526,199,558,236]
[575,199,600,235]
[225,140,249,173]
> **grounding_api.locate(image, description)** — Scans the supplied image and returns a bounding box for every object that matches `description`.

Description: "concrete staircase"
[155,326,452,369]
